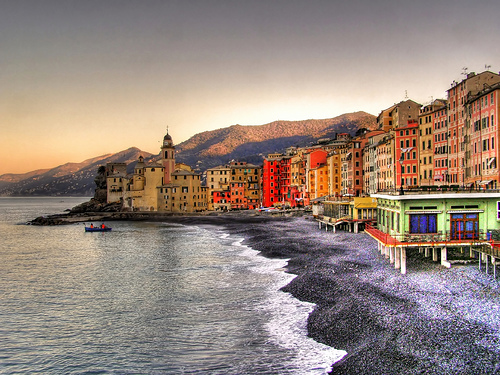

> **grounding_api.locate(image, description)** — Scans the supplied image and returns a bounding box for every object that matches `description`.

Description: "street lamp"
[399,155,404,195]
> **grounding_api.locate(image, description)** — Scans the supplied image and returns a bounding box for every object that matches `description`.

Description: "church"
[106,132,208,212]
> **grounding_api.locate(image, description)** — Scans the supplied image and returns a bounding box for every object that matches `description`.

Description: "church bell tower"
[161,130,175,185]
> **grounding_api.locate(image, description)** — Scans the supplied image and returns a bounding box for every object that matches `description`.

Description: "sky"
[1,0,500,175]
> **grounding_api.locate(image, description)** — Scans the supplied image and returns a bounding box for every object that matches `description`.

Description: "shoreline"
[29,211,500,373]
[220,216,500,374]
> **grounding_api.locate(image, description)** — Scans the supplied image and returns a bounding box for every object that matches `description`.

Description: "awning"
[447,210,484,214]
[478,180,492,185]
[434,175,443,180]
[405,210,443,214]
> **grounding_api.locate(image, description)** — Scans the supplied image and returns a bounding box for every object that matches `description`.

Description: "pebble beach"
[218,215,500,374]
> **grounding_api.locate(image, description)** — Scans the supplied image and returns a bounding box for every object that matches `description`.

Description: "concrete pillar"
[470,246,474,259]
[354,222,359,234]
[385,245,389,258]
[390,247,394,264]
[432,248,439,262]
[333,225,336,233]
[325,223,328,232]
[441,247,451,268]
[424,247,430,257]
[318,221,321,229]
[395,247,401,269]
[400,248,407,275]
[493,258,497,279]
[418,247,423,254]
[486,254,489,275]
[479,254,482,271]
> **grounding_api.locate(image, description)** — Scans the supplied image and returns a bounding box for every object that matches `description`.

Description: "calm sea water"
[0,197,344,374]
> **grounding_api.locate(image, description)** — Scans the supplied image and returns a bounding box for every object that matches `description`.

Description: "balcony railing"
[376,185,500,195]
[365,224,500,258]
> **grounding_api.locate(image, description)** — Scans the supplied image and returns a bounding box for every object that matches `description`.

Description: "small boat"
[85,226,112,232]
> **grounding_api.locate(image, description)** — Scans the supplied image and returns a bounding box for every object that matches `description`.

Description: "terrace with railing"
[365,223,500,258]
[377,185,500,195]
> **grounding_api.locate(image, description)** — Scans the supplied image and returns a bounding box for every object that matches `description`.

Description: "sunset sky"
[1,0,500,175]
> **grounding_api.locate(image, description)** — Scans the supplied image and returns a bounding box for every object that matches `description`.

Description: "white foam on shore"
[230,234,347,374]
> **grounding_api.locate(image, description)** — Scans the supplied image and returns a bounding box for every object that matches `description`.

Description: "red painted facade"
[395,121,419,189]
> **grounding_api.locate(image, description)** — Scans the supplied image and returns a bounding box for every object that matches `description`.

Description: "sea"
[0,197,345,374]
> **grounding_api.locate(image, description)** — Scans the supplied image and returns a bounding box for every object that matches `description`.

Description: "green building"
[367,191,500,275]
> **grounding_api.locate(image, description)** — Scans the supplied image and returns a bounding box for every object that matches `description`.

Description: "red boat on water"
[85,224,112,232]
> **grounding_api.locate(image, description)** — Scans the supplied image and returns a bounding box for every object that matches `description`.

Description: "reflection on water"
[0,198,344,374]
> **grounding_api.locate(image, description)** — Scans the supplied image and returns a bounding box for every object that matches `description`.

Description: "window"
[450,213,479,240]
[410,214,437,233]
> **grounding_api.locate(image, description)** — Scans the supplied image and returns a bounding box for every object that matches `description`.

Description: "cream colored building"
[205,165,231,211]
[106,132,207,213]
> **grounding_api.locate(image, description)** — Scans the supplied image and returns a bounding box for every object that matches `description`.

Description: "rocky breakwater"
[29,198,122,225]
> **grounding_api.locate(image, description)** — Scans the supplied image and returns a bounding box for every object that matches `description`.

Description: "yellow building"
[158,169,208,213]
[308,164,329,200]
[106,132,207,213]
[327,150,341,197]
[229,161,261,209]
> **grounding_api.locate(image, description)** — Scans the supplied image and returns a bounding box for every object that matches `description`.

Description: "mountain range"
[0,111,376,196]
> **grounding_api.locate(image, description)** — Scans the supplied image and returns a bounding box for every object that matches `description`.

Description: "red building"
[212,190,231,211]
[230,182,246,209]
[305,149,328,200]
[262,154,292,207]
[395,121,419,190]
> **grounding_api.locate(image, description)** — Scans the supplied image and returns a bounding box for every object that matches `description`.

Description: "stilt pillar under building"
[395,247,401,269]
[390,247,394,264]
[400,248,407,275]
[432,248,438,262]
[424,247,430,257]
[441,247,451,268]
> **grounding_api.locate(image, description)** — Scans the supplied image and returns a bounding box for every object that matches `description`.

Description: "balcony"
[375,185,500,196]
[365,224,500,258]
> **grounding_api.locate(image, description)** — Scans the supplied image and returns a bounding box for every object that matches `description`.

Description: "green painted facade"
[372,192,500,242]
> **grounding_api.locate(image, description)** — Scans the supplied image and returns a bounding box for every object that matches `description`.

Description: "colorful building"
[419,99,447,186]
[229,161,261,210]
[447,71,500,185]
[394,121,419,190]
[106,132,207,213]
[465,82,500,188]
[368,190,500,274]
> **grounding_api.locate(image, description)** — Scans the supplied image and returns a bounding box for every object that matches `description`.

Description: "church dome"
[164,133,172,141]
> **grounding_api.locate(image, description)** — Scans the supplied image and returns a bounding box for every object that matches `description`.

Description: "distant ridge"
[0,112,376,196]
[175,111,377,168]
[0,147,153,196]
